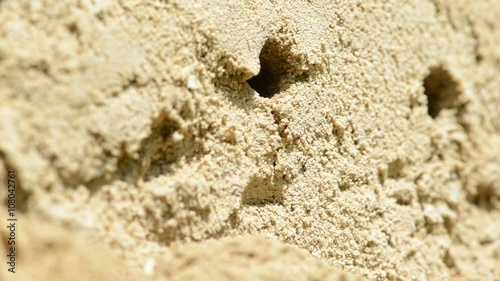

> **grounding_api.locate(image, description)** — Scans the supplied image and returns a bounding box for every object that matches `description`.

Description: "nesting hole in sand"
[469,183,498,211]
[241,175,284,205]
[247,39,305,98]
[423,67,462,118]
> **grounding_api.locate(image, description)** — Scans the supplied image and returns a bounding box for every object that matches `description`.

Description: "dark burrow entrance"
[247,38,307,98]
[423,67,463,118]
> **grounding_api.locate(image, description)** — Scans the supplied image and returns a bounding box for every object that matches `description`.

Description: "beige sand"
[0,0,499,280]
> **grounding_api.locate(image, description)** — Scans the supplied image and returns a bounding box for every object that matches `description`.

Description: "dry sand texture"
[0,0,499,280]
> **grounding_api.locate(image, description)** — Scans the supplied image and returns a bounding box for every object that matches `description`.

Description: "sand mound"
[0,0,499,280]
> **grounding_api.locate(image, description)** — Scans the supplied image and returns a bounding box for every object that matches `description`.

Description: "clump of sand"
[0,0,499,280]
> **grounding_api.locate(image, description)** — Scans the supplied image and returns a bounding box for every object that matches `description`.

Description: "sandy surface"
[0,0,499,280]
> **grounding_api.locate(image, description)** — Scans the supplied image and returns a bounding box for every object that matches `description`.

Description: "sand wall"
[0,0,499,280]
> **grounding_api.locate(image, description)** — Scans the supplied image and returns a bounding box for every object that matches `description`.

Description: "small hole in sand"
[247,66,275,98]
[241,175,283,205]
[423,67,462,118]
[247,38,305,98]
[469,183,497,211]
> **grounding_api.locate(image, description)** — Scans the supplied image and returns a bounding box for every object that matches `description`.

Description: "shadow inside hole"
[423,67,462,118]
[247,38,307,98]
[469,183,497,212]
[247,67,275,98]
